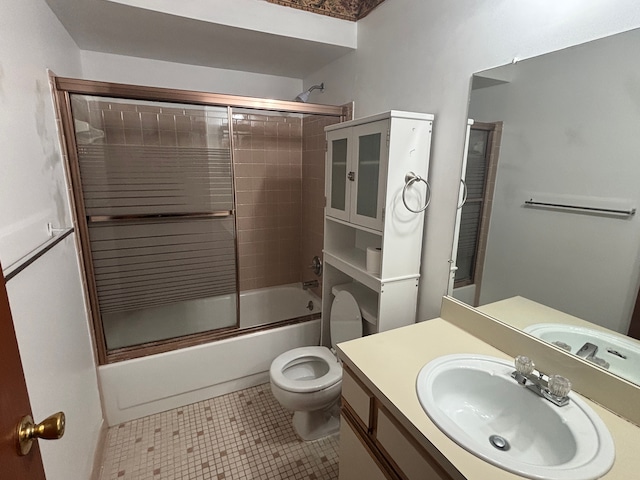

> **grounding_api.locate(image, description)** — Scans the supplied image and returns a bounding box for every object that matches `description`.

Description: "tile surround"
[73,96,228,149]
[99,384,339,480]
[300,116,340,297]
[233,113,304,292]
[75,96,337,298]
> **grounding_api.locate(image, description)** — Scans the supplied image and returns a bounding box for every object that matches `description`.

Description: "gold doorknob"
[16,412,65,456]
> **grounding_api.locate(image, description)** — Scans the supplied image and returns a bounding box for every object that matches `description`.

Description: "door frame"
[629,283,640,340]
[453,121,502,306]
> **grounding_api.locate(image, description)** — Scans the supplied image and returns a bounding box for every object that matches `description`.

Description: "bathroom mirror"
[450,27,640,386]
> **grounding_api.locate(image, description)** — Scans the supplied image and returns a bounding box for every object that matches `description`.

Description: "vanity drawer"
[376,408,451,480]
[342,366,374,429]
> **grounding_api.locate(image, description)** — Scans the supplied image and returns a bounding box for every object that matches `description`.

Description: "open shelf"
[325,215,382,236]
[323,249,380,292]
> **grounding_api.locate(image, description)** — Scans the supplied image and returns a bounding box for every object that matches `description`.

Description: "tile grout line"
[99,383,340,480]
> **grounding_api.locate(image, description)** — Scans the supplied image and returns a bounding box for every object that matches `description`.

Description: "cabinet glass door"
[326,130,350,222]
[351,120,388,231]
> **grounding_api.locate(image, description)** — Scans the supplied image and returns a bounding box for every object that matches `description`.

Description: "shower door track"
[55,77,345,116]
[53,76,348,365]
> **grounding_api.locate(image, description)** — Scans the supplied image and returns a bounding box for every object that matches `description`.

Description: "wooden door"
[0,262,46,479]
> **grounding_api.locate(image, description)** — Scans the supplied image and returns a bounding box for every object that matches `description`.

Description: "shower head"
[295,83,324,103]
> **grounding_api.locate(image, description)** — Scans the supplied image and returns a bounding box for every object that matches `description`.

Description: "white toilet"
[269,291,363,441]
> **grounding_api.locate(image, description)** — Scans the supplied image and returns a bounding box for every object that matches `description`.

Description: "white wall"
[0,1,103,479]
[468,29,640,334]
[303,0,640,321]
[80,51,303,101]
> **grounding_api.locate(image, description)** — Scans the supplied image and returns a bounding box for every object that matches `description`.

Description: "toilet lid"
[330,291,362,349]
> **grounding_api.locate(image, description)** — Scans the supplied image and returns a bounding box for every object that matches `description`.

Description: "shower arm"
[307,83,324,94]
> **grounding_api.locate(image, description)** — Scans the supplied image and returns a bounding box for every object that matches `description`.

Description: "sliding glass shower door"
[70,95,237,350]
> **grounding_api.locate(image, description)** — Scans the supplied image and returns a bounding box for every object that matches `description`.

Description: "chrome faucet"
[511,355,572,407]
[575,342,611,369]
[302,280,319,290]
[576,342,598,360]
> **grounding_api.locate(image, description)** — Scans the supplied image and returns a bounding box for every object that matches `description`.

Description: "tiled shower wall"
[233,113,303,291]
[234,113,339,294]
[74,98,336,296]
[300,116,340,297]
[71,96,227,148]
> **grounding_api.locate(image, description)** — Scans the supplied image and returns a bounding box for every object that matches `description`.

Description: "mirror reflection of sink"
[416,354,615,480]
[524,323,640,385]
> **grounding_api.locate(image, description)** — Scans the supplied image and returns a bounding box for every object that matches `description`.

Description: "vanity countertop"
[476,296,628,335]
[336,318,640,480]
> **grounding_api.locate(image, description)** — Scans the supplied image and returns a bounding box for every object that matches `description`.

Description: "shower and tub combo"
[99,283,322,424]
[53,77,346,425]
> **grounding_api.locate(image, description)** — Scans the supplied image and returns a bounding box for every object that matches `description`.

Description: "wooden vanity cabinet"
[339,418,389,480]
[339,367,455,480]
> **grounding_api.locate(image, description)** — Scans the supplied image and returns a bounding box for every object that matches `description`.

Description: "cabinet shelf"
[323,249,380,292]
[325,215,382,236]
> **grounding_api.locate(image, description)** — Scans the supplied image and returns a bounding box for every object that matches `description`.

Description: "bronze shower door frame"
[54,77,347,364]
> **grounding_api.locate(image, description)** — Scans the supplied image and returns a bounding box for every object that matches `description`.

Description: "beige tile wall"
[233,113,303,291]
[76,96,337,296]
[300,116,340,297]
[73,96,228,148]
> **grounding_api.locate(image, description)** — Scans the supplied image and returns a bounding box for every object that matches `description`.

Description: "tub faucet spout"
[303,280,319,290]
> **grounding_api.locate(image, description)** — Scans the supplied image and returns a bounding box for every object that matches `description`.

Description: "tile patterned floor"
[99,383,340,480]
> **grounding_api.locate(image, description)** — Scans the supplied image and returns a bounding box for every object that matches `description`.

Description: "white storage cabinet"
[322,111,434,342]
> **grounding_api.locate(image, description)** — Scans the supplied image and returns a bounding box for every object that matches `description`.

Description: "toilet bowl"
[269,291,363,441]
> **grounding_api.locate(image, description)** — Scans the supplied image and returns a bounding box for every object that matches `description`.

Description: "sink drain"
[489,435,511,451]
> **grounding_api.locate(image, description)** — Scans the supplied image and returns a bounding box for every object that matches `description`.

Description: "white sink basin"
[524,323,640,385]
[416,354,615,480]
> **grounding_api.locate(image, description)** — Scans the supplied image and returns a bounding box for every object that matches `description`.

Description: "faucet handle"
[515,355,535,375]
[547,375,572,397]
[309,256,323,277]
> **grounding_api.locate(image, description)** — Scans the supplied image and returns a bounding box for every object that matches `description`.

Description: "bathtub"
[99,283,322,425]
[104,283,320,348]
[239,282,321,328]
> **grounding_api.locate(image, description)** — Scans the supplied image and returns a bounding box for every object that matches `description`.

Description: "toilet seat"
[269,291,362,395]
[270,346,342,393]
[330,291,362,349]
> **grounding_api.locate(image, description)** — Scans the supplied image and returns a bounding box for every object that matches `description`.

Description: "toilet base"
[292,403,340,441]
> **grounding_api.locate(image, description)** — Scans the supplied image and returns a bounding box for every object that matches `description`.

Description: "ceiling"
[45,0,357,78]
